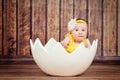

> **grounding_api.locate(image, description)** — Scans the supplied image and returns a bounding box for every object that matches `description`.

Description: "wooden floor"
[0,61,120,80]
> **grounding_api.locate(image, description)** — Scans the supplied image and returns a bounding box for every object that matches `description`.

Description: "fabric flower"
[68,18,76,31]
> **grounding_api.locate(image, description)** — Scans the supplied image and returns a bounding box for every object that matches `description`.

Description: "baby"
[61,18,88,53]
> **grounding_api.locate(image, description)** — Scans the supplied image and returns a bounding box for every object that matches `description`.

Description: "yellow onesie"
[65,32,87,53]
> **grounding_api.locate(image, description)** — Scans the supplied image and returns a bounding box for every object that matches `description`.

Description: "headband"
[68,18,87,31]
[76,19,87,23]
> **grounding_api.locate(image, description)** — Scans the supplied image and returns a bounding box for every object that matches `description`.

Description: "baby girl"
[61,18,89,53]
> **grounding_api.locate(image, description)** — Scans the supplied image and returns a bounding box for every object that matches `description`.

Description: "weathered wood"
[0,0,2,56]
[0,0,120,59]
[32,0,46,45]
[47,0,60,41]
[60,0,73,40]
[103,0,117,56]
[118,0,120,56]
[0,77,120,80]
[0,64,120,80]
[18,0,31,56]
[88,0,102,56]
[74,0,87,19]
[3,0,16,57]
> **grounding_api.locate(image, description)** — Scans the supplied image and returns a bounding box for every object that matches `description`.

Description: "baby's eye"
[82,29,85,31]
[75,29,79,31]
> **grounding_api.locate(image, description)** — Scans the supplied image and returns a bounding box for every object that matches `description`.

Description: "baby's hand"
[84,42,88,48]
[60,37,70,48]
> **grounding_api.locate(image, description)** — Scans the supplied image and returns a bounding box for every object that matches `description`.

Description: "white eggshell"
[30,38,98,76]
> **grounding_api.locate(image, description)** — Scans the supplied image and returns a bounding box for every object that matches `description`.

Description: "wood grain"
[3,0,16,57]
[74,0,87,19]
[60,0,73,40]
[0,63,120,80]
[47,0,60,41]
[103,0,117,56]
[118,0,120,56]
[32,0,46,45]
[0,0,119,60]
[0,0,2,56]
[18,0,31,56]
[88,0,102,56]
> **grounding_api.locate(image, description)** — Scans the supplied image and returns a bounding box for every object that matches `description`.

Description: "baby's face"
[71,22,87,42]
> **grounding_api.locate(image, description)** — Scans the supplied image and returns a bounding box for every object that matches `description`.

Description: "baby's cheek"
[84,33,87,37]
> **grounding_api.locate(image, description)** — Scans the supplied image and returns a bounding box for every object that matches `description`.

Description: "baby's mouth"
[78,36,84,37]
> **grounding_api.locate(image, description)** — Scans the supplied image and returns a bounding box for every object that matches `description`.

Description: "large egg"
[30,38,98,76]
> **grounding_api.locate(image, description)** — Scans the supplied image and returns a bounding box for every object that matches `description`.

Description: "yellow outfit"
[65,32,87,53]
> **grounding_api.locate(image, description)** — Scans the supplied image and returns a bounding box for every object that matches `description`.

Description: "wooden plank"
[0,77,120,80]
[103,0,117,56]
[32,0,46,45]
[0,64,120,79]
[118,0,120,56]
[74,0,87,19]
[47,0,60,41]
[3,0,16,56]
[18,0,31,56]
[88,0,102,56]
[0,0,2,56]
[60,0,73,40]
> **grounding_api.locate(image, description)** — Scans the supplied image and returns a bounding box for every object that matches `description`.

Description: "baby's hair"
[76,18,88,24]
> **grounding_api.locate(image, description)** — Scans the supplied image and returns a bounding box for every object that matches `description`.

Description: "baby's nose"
[79,31,82,34]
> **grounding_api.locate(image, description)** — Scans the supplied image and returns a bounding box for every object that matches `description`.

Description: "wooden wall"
[0,0,120,61]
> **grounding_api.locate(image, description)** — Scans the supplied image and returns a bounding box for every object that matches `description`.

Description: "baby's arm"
[84,41,89,48]
[60,37,70,48]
